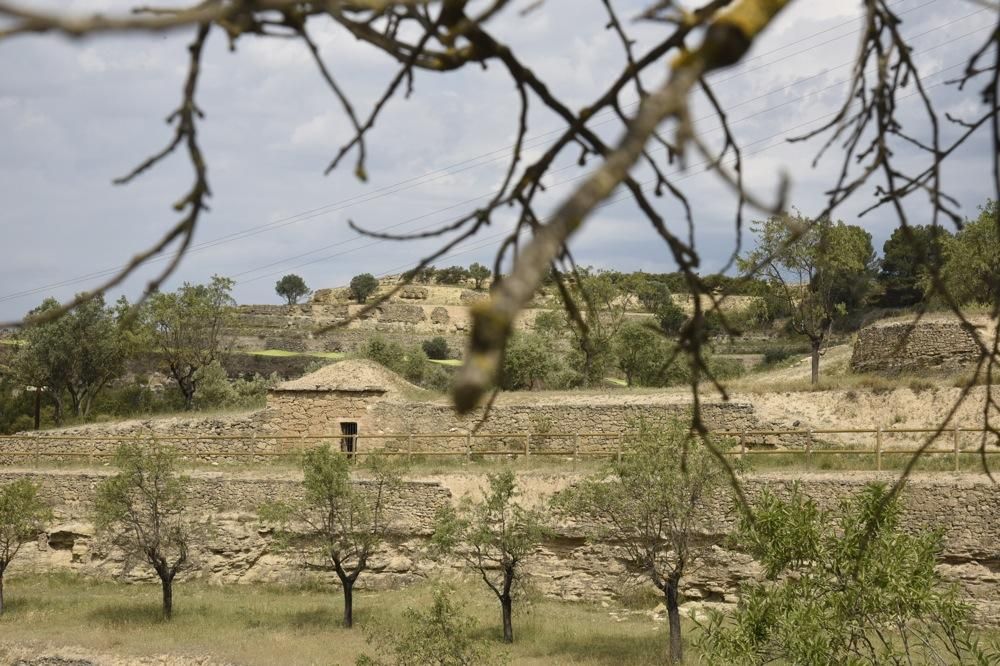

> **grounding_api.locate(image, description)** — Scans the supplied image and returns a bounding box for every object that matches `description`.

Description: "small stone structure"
[851,319,982,374]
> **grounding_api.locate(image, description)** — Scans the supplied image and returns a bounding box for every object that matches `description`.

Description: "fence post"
[806,429,813,468]
[738,432,746,460]
[524,432,531,459]
[875,426,882,472]
[574,433,580,458]
[466,432,472,461]
[617,432,623,463]
[953,423,960,473]
[408,433,414,462]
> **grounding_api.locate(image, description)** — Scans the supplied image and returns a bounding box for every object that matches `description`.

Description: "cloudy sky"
[0,0,995,320]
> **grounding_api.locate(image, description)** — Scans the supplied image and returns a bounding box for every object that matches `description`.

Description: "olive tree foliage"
[935,199,1000,306]
[555,422,731,665]
[878,224,951,308]
[696,483,1000,665]
[13,295,128,422]
[93,442,192,620]
[739,213,876,385]
[349,273,380,304]
[260,447,403,629]
[0,479,51,615]
[356,587,509,666]
[468,262,492,290]
[432,469,546,644]
[143,275,236,409]
[4,0,999,490]
[275,273,311,305]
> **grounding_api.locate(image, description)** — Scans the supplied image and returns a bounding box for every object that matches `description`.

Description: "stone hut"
[266,359,421,450]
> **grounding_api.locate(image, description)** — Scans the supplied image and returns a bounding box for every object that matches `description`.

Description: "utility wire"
[0,0,938,304]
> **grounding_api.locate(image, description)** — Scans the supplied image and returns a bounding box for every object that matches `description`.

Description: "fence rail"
[2,425,1000,472]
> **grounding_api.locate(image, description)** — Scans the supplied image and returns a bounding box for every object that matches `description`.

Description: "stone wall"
[851,320,982,374]
[4,470,998,623]
[265,390,386,441]
[367,400,763,452]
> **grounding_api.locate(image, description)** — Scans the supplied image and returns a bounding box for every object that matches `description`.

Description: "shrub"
[349,273,379,304]
[421,336,450,360]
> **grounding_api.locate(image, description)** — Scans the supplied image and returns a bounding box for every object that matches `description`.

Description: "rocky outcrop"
[4,470,999,624]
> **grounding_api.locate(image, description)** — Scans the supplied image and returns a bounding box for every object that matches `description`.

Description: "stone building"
[266,359,422,452]
[265,359,764,454]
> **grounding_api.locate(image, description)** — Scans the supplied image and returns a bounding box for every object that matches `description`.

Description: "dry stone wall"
[4,470,998,624]
[367,399,763,452]
[851,320,982,374]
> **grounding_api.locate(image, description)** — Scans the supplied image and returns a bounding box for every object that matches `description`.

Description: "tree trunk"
[665,579,682,664]
[160,575,173,620]
[810,338,821,385]
[0,572,5,615]
[342,579,354,628]
[501,593,513,644]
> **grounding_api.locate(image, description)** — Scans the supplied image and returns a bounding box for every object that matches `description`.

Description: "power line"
[246,56,970,292]
[231,28,986,285]
[0,0,936,304]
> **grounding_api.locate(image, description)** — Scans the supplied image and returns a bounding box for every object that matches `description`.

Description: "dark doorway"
[340,421,358,457]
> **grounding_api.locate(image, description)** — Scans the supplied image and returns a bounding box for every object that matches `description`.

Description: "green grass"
[0,574,683,665]
[428,358,462,366]
[244,349,344,359]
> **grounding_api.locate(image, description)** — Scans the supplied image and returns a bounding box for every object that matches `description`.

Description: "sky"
[0,0,996,320]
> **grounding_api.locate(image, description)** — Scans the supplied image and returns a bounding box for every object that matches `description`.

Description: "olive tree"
[275,273,311,305]
[468,263,492,291]
[144,275,235,409]
[349,273,380,304]
[556,421,730,664]
[94,442,192,619]
[696,483,1000,665]
[261,446,402,628]
[14,295,127,421]
[432,469,546,644]
[0,479,51,614]
[739,213,875,384]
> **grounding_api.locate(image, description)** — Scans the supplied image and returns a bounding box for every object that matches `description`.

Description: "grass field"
[244,350,344,360]
[0,574,681,665]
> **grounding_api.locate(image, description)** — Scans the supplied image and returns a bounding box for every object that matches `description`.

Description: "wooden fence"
[1,425,999,471]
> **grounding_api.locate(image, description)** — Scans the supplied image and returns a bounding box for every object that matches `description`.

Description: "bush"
[362,337,405,371]
[762,346,792,366]
[421,337,450,360]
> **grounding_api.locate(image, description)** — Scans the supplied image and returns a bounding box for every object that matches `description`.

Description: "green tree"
[740,213,875,384]
[357,587,508,666]
[696,483,999,665]
[432,470,546,643]
[556,422,729,664]
[501,333,557,390]
[878,225,950,307]
[145,275,235,409]
[349,273,380,304]
[936,200,1000,306]
[468,263,492,291]
[94,442,191,619]
[261,447,402,628]
[613,321,664,386]
[552,270,633,386]
[275,273,310,305]
[0,479,51,614]
[14,294,127,421]
[435,266,470,285]
[634,275,688,334]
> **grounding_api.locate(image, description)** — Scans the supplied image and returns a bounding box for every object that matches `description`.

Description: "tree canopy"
[275,274,310,305]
